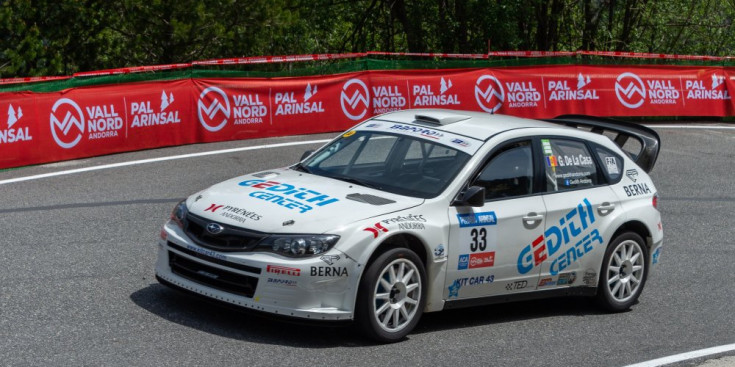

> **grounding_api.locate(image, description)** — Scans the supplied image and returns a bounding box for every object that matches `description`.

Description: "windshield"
[301,131,472,198]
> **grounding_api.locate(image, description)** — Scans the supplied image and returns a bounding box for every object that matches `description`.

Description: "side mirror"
[451,186,485,207]
[300,149,315,161]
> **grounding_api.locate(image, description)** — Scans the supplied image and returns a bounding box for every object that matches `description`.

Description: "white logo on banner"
[474,75,504,113]
[615,72,646,109]
[340,79,370,120]
[161,91,174,111]
[50,98,85,149]
[7,104,22,128]
[197,86,231,132]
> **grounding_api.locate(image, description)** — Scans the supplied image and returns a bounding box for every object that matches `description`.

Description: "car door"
[533,137,623,289]
[446,139,547,300]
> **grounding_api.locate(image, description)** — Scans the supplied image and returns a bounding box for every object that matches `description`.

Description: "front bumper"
[155,221,359,321]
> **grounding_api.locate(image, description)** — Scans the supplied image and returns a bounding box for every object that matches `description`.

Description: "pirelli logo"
[266,265,301,277]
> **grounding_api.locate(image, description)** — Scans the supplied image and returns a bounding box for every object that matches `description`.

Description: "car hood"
[186,168,424,233]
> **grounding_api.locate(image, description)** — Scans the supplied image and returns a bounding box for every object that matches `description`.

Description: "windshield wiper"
[291,162,312,173]
[335,176,380,190]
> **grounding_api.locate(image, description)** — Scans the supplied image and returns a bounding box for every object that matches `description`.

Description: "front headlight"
[170,200,188,228]
[256,234,340,257]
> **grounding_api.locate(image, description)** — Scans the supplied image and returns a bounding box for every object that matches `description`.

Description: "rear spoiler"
[545,115,661,173]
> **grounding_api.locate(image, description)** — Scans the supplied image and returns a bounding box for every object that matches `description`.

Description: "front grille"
[184,213,267,252]
[168,241,261,274]
[169,251,258,298]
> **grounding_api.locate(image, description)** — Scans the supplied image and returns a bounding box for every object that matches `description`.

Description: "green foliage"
[1,0,734,77]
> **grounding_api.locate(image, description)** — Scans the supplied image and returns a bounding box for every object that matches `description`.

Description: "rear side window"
[594,145,624,183]
[541,138,598,192]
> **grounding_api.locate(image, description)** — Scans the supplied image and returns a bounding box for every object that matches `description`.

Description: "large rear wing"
[545,115,661,173]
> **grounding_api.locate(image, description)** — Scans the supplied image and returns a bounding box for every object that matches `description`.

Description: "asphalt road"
[1,126,733,366]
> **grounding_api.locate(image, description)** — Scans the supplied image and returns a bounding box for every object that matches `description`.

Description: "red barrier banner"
[1,65,733,170]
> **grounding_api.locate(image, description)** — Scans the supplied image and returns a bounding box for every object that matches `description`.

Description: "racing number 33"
[470,228,487,252]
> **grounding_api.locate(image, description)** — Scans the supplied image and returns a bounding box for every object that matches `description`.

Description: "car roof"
[371,109,563,141]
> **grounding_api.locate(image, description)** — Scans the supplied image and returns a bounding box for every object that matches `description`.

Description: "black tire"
[596,232,649,312]
[355,248,427,343]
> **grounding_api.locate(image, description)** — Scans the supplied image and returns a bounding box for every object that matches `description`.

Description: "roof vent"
[415,112,471,126]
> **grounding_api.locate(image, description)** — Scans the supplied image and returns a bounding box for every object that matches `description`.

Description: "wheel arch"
[363,233,429,271]
[611,220,653,253]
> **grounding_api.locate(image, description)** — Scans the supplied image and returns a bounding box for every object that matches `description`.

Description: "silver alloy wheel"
[606,239,645,303]
[372,258,422,333]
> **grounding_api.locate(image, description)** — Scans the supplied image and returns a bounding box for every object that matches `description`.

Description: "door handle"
[522,212,543,229]
[597,202,615,216]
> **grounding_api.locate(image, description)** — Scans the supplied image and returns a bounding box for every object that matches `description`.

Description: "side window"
[474,141,533,200]
[594,145,624,183]
[541,138,598,192]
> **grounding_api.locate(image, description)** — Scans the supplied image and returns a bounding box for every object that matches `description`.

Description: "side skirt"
[443,287,597,310]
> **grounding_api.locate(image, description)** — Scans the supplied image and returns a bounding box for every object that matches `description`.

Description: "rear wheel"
[597,232,648,312]
[356,248,426,343]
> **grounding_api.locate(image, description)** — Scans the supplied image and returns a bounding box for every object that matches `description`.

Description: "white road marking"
[624,343,735,367]
[646,124,735,130]
[0,139,331,186]
[0,124,732,186]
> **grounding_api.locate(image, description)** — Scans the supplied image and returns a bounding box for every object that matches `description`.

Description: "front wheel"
[596,232,648,312]
[356,248,427,343]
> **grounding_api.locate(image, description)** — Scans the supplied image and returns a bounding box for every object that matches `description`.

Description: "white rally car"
[155,109,663,342]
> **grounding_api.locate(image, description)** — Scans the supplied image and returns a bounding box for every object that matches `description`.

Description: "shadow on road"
[131,282,612,347]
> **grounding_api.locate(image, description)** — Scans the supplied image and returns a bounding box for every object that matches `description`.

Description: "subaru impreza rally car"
[155,109,662,342]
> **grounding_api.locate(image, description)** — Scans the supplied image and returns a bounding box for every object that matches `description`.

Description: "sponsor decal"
[129,90,181,127]
[1,104,32,144]
[411,77,460,107]
[557,271,577,285]
[185,244,227,261]
[517,198,603,275]
[457,211,497,228]
[282,220,294,226]
[319,254,340,265]
[447,275,496,299]
[433,244,445,257]
[685,75,731,100]
[238,179,339,213]
[623,183,652,197]
[267,278,297,287]
[458,254,470,270]
[538,277,556,287]
[582,269,597,286]
[448,279,461,298]
[605,156,620,175]
[626,169,639,182]
[372,84,407,114]
[343,130,356,138]
[266,265,301,276]
[547,73,600,101]
[474,75,504,113]
[469,252,495,268]
[381,214,426,224]
[363,222,389,238]
[652,246,662,265]
[388,123,444,140]
[310,266,348,277]
[615,72,646,109]
[197,86,230,132]
[204,203,262,223]
[383,214,427,231]
[340,78,370,120]
[398,222,425,230]
[275,83,325,116]
[505,280,528,291]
